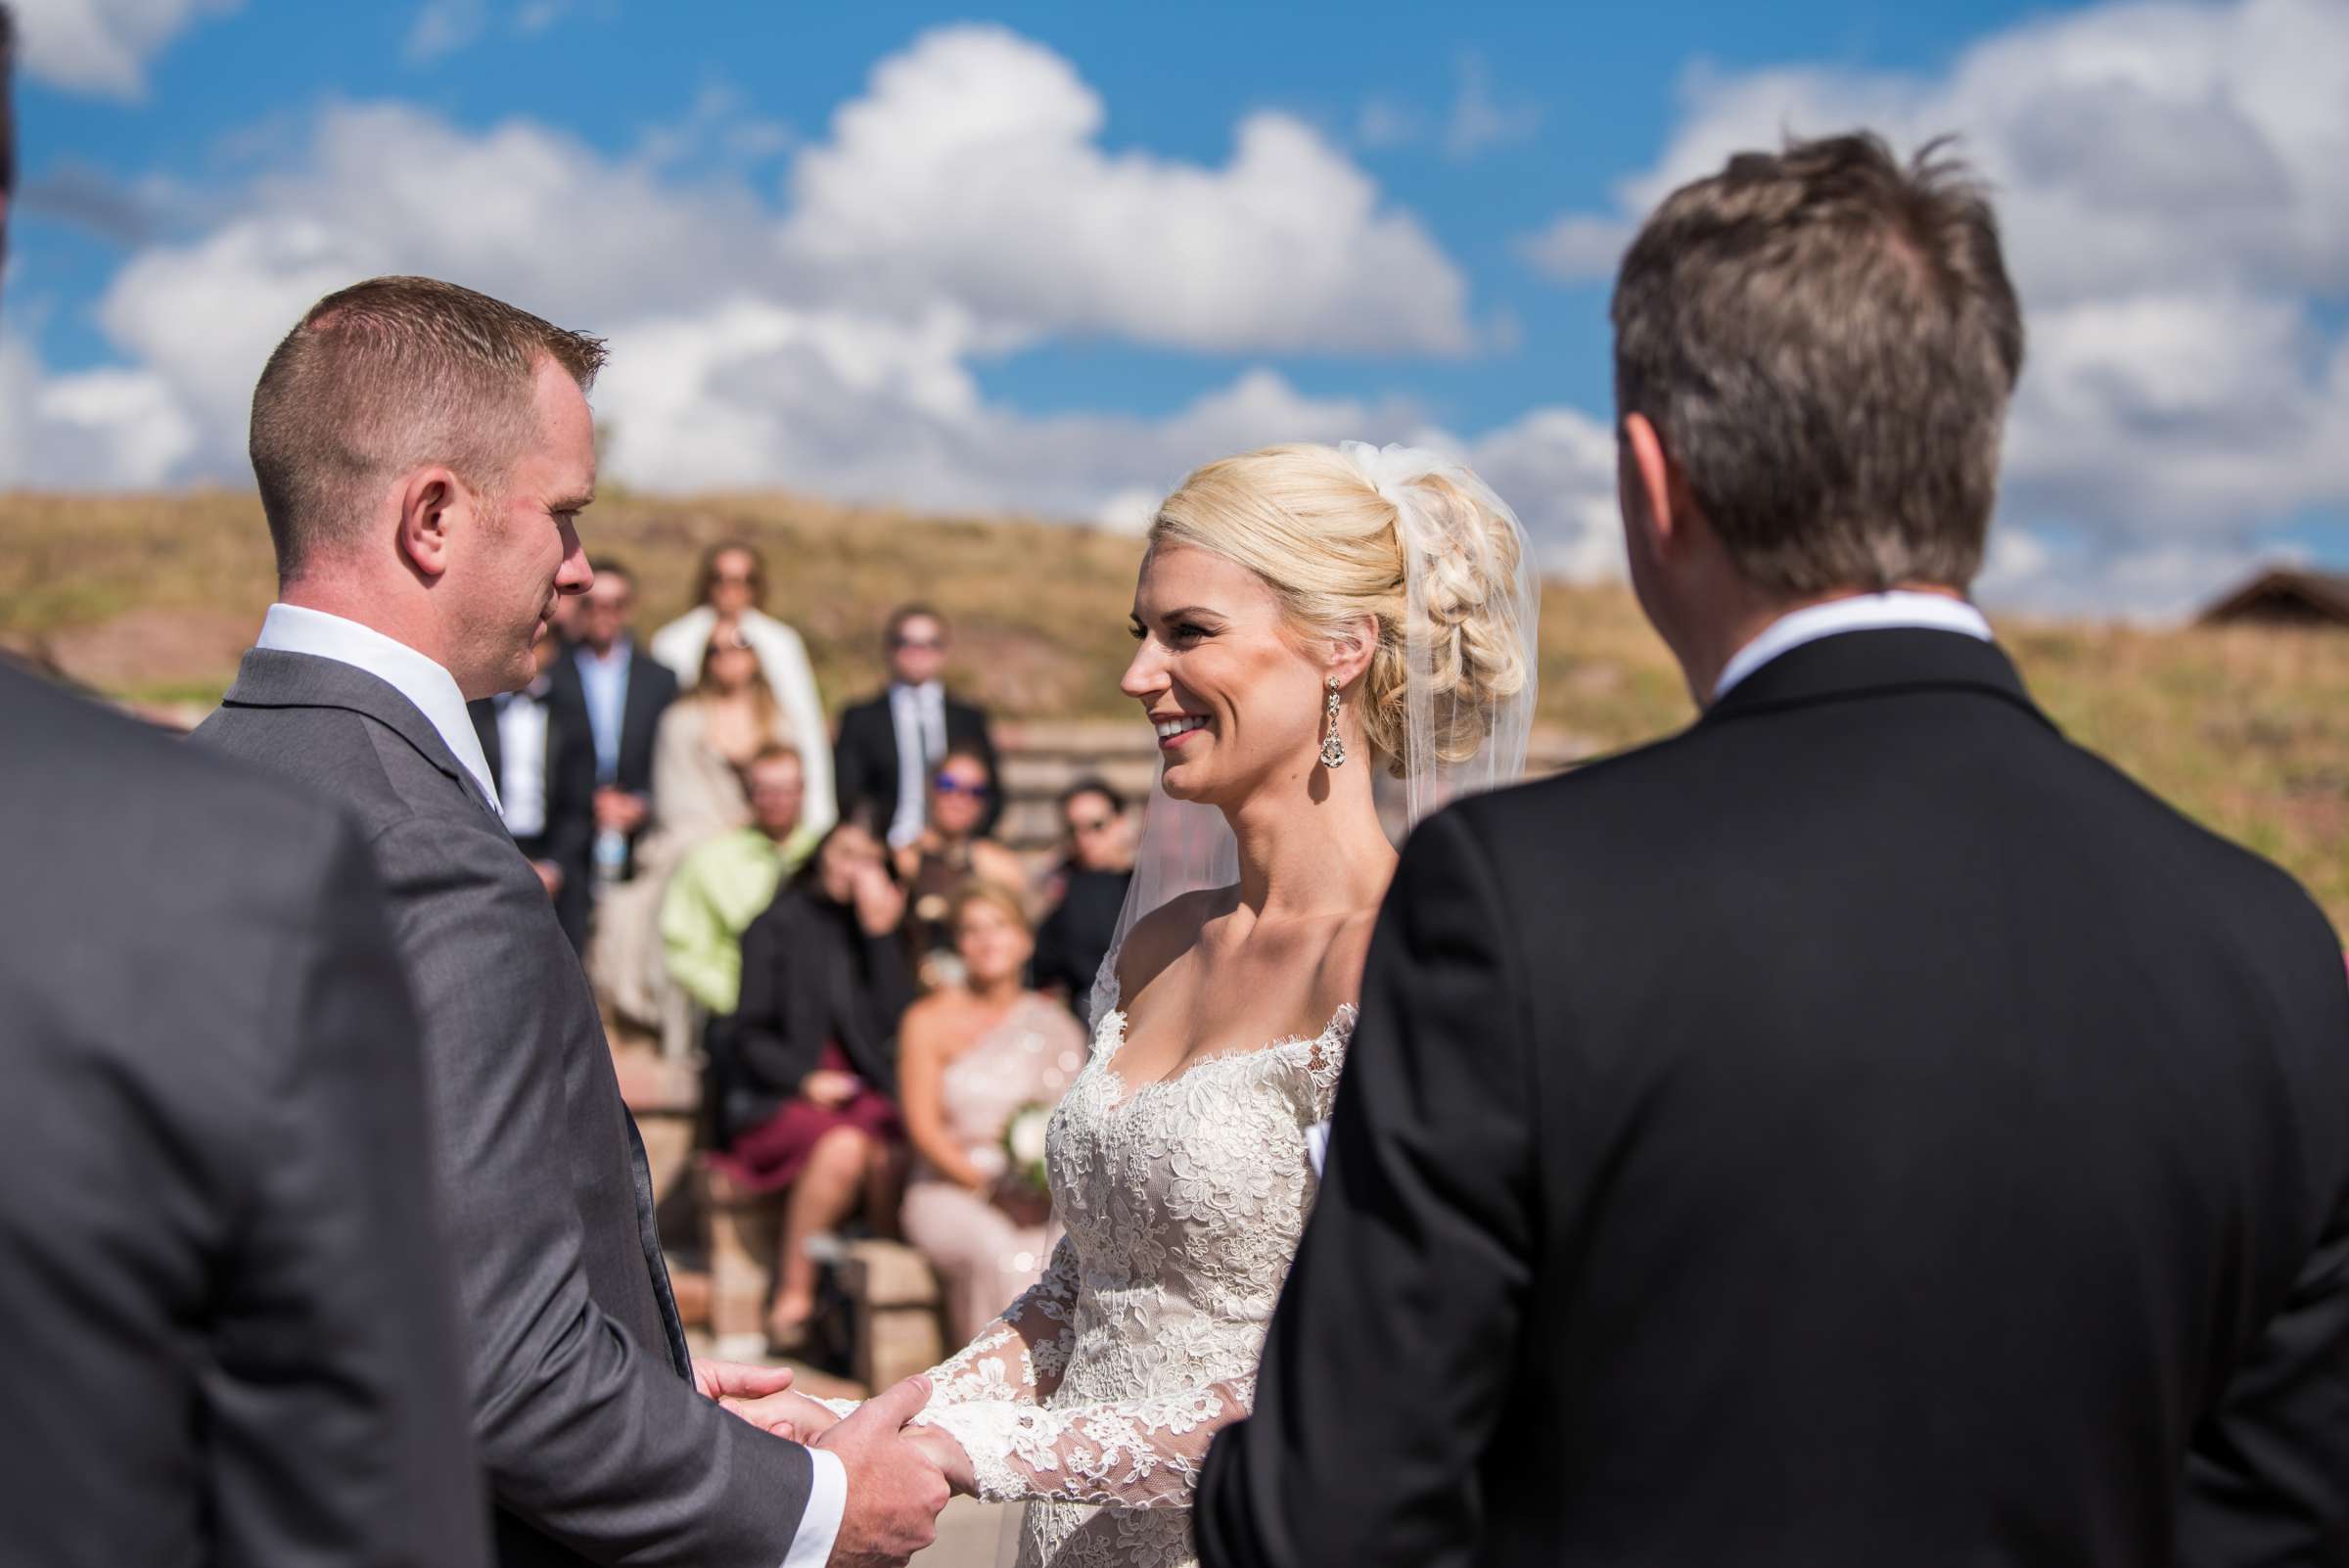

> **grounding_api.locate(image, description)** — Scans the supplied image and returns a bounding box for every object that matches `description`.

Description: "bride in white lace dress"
[792,441,1537,1568]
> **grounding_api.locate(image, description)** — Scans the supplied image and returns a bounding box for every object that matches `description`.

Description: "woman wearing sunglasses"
[896,742,1027,990]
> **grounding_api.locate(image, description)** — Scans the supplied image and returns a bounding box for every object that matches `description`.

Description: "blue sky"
[7,0,2345,614]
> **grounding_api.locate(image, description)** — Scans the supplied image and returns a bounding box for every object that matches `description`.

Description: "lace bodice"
[912,966,1353,1565]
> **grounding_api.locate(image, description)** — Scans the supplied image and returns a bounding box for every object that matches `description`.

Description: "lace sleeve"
[914,1374,1253,1507]
[807,1234,1082,1427]
[922,1232,1082,1407]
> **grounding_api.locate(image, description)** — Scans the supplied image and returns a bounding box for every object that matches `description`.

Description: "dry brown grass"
[5,486,2342,931]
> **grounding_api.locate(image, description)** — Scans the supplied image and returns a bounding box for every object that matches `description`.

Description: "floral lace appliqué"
[906,967,1354,1566]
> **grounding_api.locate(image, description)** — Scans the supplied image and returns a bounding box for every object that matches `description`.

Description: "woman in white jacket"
[650,540,837,839]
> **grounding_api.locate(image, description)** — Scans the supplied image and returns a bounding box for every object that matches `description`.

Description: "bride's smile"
[1123,540,1356,807]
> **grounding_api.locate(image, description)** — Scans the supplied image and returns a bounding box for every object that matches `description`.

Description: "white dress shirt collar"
[256,603,504,812]
[1712,591,1994,704]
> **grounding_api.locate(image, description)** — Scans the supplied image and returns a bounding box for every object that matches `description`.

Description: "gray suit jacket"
[0,662,488,1567]
[196,649,813,1568]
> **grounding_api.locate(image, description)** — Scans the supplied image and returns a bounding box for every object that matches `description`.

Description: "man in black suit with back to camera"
[0,12,489,1565]
[1199,132,2349,1568]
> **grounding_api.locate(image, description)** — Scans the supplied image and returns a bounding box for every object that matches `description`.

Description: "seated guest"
[650,614,781,849]
[897,882,1088,1343]
[835,604,1000,847]
[661,745,819,1017]
[1032,776,1134,1019]
[467,625,597,950]
[591,616,782,1041]
[896,741,1027,989]
[723,815,911,1349]
[650,540,837,838]
[550,558,677,884]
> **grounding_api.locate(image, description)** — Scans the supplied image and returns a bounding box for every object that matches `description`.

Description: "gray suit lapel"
[223,650,504,820]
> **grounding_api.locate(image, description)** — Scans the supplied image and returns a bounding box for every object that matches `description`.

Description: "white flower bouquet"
[1001,1101,1052,1199]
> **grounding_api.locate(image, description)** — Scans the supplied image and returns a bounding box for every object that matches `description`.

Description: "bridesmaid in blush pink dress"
[896,881,1089,1341]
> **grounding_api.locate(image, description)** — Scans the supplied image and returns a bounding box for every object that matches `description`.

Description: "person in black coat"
[834,604,1001,845]
[0,660,489,1568]
[720,814,914,1346]
[1031,776,1134,1019]
[1197,132,2349,1568]
[0,41,483,1566]
[548,559,679,881]
[469,627,598,949]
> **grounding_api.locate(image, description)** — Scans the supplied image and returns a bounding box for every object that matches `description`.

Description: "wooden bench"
[700,1163,946,1390]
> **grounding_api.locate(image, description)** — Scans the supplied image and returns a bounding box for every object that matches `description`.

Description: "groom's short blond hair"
[250,275,607,576]
[1612,132,2024,594]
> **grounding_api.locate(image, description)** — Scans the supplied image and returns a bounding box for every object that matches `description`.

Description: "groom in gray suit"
[196,275,947,1568]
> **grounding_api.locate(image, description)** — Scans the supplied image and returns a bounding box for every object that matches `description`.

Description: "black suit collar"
[224,648,496,808]
[1701,627,2054,733]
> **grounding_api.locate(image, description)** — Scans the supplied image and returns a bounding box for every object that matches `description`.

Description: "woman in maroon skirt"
[722,814,914,1346]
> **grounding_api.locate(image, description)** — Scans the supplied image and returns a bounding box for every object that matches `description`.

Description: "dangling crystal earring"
[1319,675,1348,769]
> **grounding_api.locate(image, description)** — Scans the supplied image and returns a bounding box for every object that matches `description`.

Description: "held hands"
[903,1423,978,1497]
[816,1376,953,1568]
[730,1387,847,1443]
[692,1358,798,1423]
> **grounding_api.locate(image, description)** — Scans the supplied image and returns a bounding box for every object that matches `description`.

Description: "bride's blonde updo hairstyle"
[1149,442,1531,774]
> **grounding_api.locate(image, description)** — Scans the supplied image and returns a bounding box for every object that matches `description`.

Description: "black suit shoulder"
[633,656,680,707]
[0,667,488,1568]
[12,666,351,864]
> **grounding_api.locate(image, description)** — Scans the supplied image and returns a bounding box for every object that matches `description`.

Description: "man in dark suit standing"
[834,604,1001,848]
[0,21,488,1565]
[1199,134,2349,1568]
[549,558,676,883]
[471,625,598,950]
[196,274,950,1568]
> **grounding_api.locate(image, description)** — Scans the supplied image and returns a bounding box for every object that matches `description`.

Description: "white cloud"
[8,0,238,99]
[1355,97,1423,152]
[1515,214,1632,284]
[1443,52,1541,161]
[403,0,486,62]
[0,339,195,485]
[778,24,1473,354]
[0,24,1500,530]
[1518,0,2349,612]
[404,0,603,62]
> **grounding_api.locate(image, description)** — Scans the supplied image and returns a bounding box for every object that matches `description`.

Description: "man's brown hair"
[249,275,607,576]
[1611,132,2024,594]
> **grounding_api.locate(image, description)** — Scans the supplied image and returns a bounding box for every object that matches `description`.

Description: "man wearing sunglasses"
[833,604,1001,848]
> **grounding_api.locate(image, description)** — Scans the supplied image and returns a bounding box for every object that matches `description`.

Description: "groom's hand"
[814,1375,949,1567]
[692,1358,794,1407]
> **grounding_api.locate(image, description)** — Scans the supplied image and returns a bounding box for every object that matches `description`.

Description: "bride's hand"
[904,1422,977,1497]
[725,1387,848,1442]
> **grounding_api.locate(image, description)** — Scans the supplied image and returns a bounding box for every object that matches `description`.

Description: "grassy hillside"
[6,486,2344,931]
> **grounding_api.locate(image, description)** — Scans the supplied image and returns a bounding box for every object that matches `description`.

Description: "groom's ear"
[394,465,464,582]
[1621,413,1685,559]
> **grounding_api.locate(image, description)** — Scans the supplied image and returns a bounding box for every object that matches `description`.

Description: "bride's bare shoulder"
[1309,902,1383,1015]
[1113,886,1231,1002]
